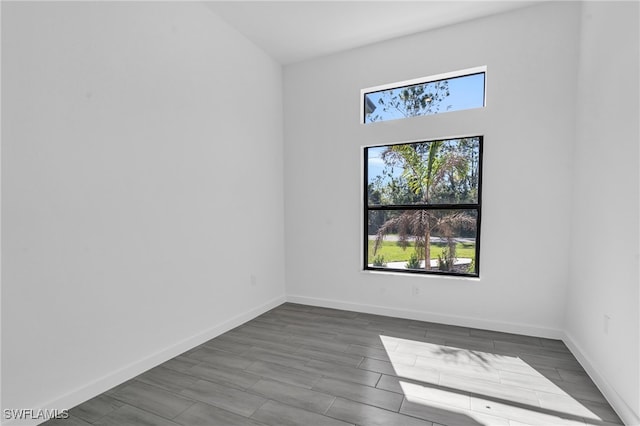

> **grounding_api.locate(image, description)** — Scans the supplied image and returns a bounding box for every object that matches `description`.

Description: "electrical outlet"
[412,286,420,296]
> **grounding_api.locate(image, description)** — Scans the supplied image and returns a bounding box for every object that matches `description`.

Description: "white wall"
[284,2,580,337]
[565,2,640,424]
[1,2,285,421]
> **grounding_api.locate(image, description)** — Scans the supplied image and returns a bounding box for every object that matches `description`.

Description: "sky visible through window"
[364,72,485,124]
[368,147,393,186]
[368,140,476,187]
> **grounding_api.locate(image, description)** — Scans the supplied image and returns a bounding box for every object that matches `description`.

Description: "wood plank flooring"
[44,303,623,426]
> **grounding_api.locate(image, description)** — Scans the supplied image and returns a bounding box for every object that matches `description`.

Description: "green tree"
[372,141,476,271]
[367,80,451,122]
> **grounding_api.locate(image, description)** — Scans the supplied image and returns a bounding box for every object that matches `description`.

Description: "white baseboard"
[286,295,564,339]
[10,295,286,426]
[563,331,640,426]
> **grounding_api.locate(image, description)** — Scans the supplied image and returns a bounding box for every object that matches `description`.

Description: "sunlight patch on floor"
[401,381,470,409]
[380,335,604,425]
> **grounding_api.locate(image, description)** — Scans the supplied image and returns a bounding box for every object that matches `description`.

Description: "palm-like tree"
[373,141,476,271]
[373,210,475,270]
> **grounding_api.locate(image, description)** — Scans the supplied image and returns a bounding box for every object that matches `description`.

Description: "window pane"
[364,72,484,123]
[367,209,478,275]
[367,137,481,206]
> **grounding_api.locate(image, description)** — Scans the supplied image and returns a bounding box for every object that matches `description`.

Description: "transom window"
[364,136,483,277]
[362,67,486,123]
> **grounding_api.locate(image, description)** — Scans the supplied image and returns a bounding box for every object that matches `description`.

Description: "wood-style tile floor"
[45,303,623,426]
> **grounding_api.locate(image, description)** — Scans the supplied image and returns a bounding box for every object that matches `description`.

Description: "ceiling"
[204,1,538,65]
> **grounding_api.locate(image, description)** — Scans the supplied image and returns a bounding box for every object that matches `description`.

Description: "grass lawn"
[367,240,475,264]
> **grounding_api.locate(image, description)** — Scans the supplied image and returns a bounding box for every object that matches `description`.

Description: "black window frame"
[363,136,483,277]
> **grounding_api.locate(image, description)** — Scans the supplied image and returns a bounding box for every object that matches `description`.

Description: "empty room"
[1,1,638,425]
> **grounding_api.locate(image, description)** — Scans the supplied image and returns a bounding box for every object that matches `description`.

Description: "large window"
[362,67,486,123]
[364,137,482,277]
